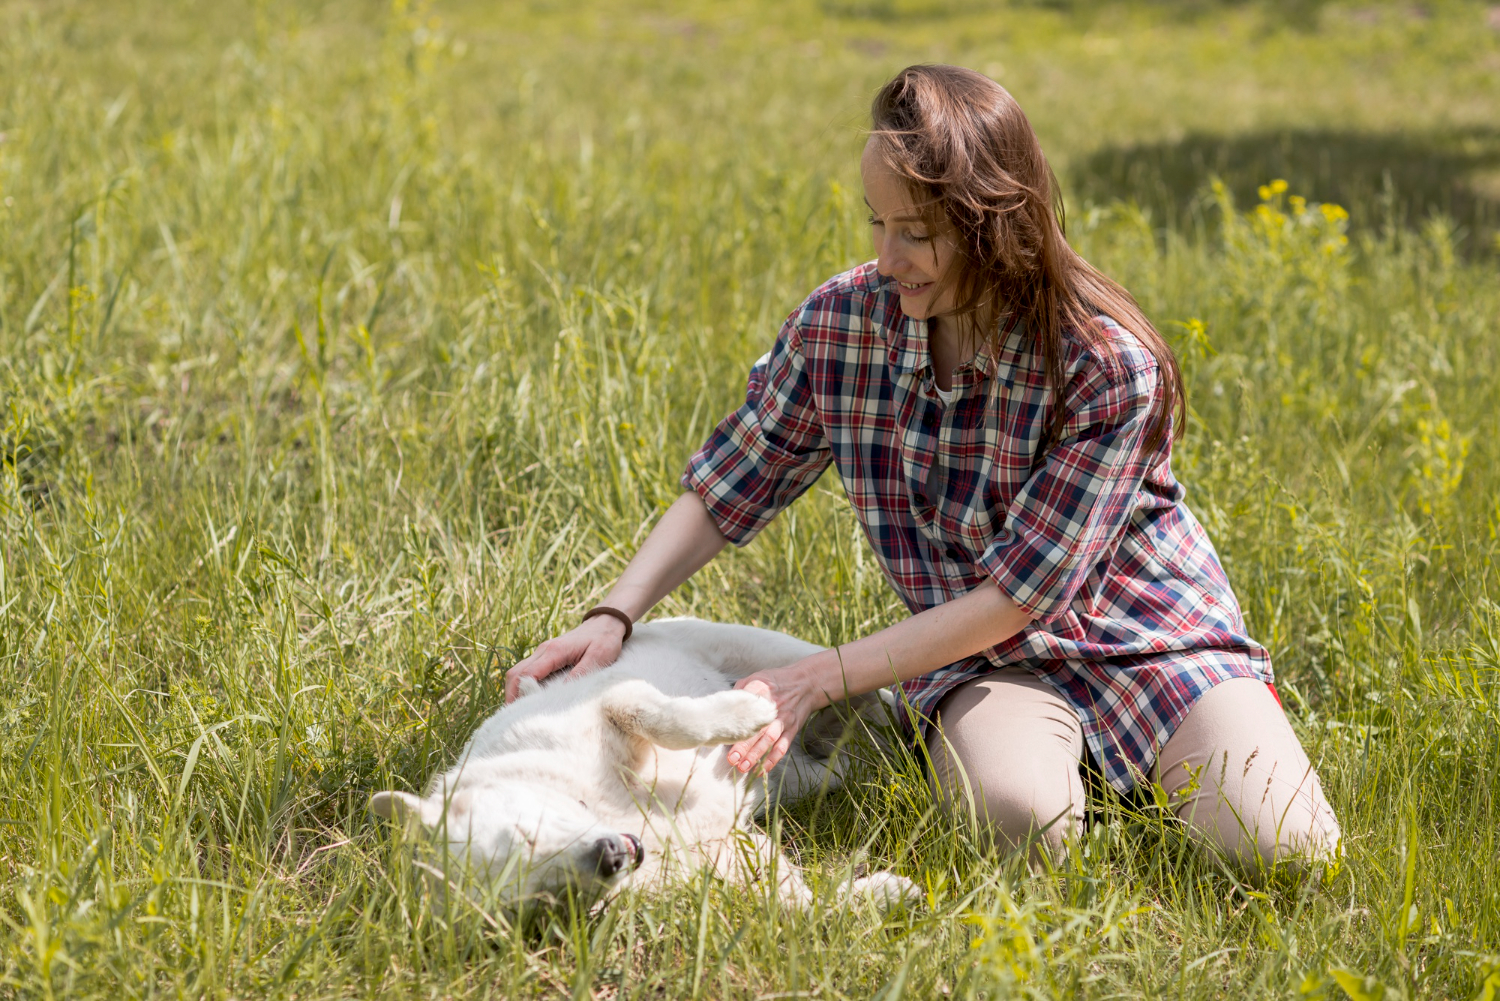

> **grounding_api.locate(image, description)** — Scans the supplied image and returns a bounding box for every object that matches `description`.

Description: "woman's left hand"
[726,658,827,775]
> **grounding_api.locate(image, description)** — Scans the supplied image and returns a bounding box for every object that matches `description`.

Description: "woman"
[508,65,1341,869]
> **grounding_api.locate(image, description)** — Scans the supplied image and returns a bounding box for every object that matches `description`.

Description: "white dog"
[370,618,916,910]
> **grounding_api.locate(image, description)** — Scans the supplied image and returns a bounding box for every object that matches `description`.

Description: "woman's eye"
[867,216,880,226]
[908,232,932,243]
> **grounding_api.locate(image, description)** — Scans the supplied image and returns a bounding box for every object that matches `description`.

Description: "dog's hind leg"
[602,680,776,750]
[797,690,899,759]
[758,744,845,815]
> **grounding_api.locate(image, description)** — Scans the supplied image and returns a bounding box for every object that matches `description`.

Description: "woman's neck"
[927,313,978,392]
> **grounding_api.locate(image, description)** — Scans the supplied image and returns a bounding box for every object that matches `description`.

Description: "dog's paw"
[705,689,778,741]
[840,871,921,909]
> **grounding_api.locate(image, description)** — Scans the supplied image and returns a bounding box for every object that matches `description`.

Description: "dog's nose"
[592,834,644,878]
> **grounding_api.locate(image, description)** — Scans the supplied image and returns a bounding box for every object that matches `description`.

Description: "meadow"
[2,0,1499,996]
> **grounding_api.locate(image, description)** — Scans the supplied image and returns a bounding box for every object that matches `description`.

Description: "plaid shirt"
[683,263,1272,793]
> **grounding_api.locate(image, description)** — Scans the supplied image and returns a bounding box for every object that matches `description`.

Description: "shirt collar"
[872,283,926,377]
[876,284,1026,390]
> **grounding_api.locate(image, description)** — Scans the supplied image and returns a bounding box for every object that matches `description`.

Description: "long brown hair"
[869,64,1184,452]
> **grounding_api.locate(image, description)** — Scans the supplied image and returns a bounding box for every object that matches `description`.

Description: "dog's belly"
[610,744,755,878]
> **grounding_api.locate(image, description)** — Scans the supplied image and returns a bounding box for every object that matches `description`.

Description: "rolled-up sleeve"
[977,352,1161,624]
[682,310,832,546]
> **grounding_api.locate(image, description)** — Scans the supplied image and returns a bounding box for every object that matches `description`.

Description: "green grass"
[2,0,1499,996]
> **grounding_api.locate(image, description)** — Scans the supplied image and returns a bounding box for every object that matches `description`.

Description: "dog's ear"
[516,676,542,699]
[370,790,441,826]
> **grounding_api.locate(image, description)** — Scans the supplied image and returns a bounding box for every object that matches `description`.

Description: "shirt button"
[945,547,964,561]
[922,409,939,428]
[914,492,928,507]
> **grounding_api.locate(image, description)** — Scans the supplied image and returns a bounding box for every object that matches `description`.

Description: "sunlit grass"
[1,0,1498,997]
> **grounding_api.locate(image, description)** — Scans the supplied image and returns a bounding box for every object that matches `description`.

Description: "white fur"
[371,617,917,910]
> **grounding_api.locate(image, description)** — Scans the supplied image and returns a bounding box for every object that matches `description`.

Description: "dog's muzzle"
[593,833,645,878]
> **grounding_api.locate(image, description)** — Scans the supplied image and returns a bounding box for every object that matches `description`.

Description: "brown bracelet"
[581,605,634,643]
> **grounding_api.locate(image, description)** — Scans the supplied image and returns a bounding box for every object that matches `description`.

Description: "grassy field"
[2,0,1499,996]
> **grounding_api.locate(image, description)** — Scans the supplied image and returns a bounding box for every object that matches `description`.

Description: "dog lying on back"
[370,618,916,910]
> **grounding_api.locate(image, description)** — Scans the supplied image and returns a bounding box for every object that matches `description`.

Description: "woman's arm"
[725,582,1032,773]
[503,492,729,701]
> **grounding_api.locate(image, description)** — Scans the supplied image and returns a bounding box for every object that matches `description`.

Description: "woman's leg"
[925,669,1085,861]
[1154,677,1342,868]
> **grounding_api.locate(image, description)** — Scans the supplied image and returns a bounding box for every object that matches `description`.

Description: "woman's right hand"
[503,615,629,703]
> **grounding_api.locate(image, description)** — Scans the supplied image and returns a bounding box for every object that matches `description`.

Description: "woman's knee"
[926,672,1086,857]
[1165,749,1340,867]
[1157,678,1342,869]
[975,771,1084,855]
[929,743,1083,855]
[1256,781,1342,867]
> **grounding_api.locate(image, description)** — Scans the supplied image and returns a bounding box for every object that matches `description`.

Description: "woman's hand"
[722,586,1033,772]
[504,616,628,703]
[726,658,829,775]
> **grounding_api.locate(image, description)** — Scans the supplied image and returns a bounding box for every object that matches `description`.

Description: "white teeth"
[899,281,928,289]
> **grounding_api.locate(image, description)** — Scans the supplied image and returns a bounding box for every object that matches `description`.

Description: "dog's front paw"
[706,689,778,741]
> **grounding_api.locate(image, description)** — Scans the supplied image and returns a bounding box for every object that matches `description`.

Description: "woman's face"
[860,137,958,322]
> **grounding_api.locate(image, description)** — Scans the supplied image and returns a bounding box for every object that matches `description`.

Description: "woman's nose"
[874,234,905,277]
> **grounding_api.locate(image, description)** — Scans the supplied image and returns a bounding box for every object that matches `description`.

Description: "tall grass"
[1,0,1497,997]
